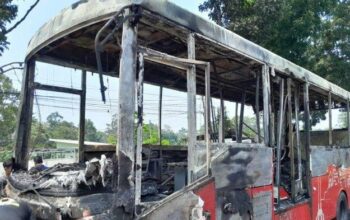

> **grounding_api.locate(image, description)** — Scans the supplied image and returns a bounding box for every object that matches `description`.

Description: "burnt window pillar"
[262,64,271,146]
[187,33,196,183]
[78,70,86,163]
[347,98,350,146]
[14,59,35,170]
[116,7,138,213]
[328,91,333,146]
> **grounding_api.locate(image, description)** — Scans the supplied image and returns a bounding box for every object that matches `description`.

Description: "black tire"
[336,192,348,220]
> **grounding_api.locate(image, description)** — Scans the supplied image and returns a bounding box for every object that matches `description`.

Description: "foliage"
[0,150,12,162]
[199,0,350,90]
[30,112,106,148]
[30,118,53,149]
[142,122,159,145]
[105,113,118,144]
[46,112,78,140]
[209,107,257,140]
[85,119,106,142]
[105,112,187,146]
[1,0,40,55]
[141,121,186,146]
[200,0,350,126]
[0,0,17,54]
[309,1,350,90]
[0,74,18,149]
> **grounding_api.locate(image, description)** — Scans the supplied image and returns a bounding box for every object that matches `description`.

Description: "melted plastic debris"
[9,155,114,195]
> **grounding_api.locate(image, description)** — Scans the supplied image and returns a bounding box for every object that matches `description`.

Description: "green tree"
[309,1,350,90]
[30,118,52,149]
[0,74,18,148]
[47,112,63,127]
[1,0,40,55]
[162,125,178,145]
[0,71,19,161]
[200,0,350,124]
[85,119,106,142]
[46,112,78,140]
[0,0,17,54]
[199,0,350,88]
[199,0,334,68]
[142,121,159,145]
[106,113,118,144]
[176,128,188,145]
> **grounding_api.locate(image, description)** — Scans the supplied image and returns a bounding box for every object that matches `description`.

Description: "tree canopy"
[0,0,17,54]
[0,74,18,148]
[0,0,40,55]
[199,0,350,90]
[30,112,107,149]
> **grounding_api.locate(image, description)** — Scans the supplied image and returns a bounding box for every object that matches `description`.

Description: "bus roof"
[26,0,350,103]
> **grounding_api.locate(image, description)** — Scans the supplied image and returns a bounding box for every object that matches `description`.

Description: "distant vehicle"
[10,0,350,219]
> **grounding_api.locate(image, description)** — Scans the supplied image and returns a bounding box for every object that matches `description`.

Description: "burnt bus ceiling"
[34,12,261,107]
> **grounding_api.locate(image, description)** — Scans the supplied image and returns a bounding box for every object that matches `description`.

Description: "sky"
[0,0,340,134]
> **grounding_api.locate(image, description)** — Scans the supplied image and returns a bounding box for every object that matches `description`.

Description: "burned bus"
[8,0,350,219]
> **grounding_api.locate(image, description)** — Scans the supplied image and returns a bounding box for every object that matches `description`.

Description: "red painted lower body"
[193,164,350,220]
[194,178,217,220]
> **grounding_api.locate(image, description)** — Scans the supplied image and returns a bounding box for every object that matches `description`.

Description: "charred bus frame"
[12,0,350,219]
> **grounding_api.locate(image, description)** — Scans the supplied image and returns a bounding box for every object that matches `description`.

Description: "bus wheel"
[337,192,348,220]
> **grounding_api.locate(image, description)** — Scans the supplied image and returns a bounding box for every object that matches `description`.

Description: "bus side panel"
[310,146,350,219]
[311,166,350,220]
[248,185,273,220]
[274,202,312,220]
[194,178,217,220]
[211,144,273,220]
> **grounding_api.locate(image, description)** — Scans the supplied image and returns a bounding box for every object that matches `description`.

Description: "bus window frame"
[135,45,212,204]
